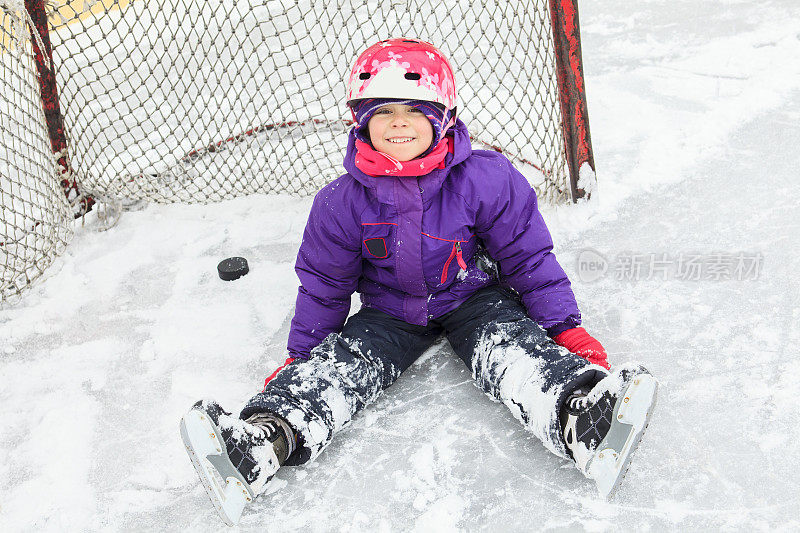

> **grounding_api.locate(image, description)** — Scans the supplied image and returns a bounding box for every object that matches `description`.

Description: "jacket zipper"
[455,242,467,270]
[440,242,468,284]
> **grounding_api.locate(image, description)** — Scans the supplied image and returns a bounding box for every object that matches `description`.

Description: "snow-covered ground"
[2,1,800,531]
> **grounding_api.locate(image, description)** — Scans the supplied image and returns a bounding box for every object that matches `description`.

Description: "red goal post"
[1,0,596,303]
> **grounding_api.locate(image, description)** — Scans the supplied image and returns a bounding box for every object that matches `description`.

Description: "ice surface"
[2,0,800,531]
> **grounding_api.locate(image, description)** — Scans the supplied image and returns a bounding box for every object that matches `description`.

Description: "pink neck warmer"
[354,136,453,177]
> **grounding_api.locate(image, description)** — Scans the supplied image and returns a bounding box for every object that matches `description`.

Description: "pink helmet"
[346,38,457,114]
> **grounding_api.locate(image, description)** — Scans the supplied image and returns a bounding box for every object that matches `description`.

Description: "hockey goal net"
[1,0,595,303]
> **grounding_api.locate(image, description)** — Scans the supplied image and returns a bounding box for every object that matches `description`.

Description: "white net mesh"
[1,4,72,303]
[2,0,575,303]
[50,0,569,203]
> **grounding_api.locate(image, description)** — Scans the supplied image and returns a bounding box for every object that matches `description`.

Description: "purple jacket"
[287,119,581,359]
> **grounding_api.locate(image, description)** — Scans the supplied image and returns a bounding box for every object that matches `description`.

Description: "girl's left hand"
[552,327,610,370]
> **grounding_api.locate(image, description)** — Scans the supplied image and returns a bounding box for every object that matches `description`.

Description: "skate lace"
[245,412,296,460]
[246,413,281,438]
[565,392,588,413]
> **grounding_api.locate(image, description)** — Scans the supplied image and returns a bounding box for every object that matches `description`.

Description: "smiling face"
[367,103,434,161]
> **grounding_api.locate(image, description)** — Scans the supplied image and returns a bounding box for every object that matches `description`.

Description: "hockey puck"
[217,257,249,281]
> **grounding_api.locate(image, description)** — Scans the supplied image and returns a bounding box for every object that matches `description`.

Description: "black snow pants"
[241,286,606,465]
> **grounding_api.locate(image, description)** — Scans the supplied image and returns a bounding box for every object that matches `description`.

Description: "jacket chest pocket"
[361,223,396,261]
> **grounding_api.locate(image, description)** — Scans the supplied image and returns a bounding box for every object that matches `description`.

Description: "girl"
[179,39,658,526]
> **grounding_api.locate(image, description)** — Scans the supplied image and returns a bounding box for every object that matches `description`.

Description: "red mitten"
[552,327,610,370]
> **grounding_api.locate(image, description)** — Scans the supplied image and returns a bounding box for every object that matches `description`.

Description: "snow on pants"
[241,286,607,465]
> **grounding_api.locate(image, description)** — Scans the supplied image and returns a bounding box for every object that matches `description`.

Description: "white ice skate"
[561,365,658,499]
[179,400,293,526]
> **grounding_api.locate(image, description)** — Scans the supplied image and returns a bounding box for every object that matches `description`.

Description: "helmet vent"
[404,72,421,80]
[359,72,371,80]
[402,39,419,43]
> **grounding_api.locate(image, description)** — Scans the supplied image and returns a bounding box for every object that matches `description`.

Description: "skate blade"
[180,409,255,526]
[587,373,658,500]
